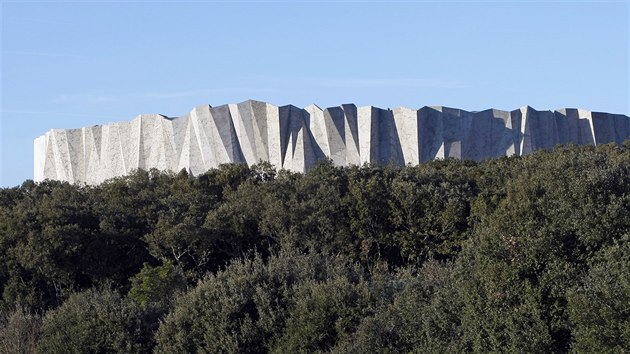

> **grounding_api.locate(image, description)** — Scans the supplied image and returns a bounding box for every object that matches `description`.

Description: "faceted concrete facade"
[34,100,630,184]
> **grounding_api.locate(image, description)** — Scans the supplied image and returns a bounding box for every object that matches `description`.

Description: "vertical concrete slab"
[323,106,346,165]
[591,112,616,145]
[265,103,283,170]
[577,109,596,146]
[393,107,419,164]
[249,100,270,163]
[537,110,558,150]
[341,104,361,165]
[34,135,47,182]
[612,114,630,144]
[488,109,513,158]
[519,106,538,155]
[468,109,493,160]
[438,106,468,159]
[229,103,253,164]
[357,106,379,165]
[210,105,244,164]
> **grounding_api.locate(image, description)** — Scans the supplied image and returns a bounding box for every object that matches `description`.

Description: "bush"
[38,288,155,353]
[0,306,41,354]
[155,249,368,353]
[568,235,630,352]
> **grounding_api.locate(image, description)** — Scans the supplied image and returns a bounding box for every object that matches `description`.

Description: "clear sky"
[1,0,628,187]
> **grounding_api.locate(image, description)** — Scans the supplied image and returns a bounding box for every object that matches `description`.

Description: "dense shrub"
[154,249,368,353]
[0,306,41,354]
[568,234,630,352]
[38,288,156,353]
[0,144,628,352]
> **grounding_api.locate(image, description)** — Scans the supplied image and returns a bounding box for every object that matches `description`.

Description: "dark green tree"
[568,234,630,352]
[154,250,367,353]
[38,288,156,354]
[0,305,41,354]
[128,260,186,310]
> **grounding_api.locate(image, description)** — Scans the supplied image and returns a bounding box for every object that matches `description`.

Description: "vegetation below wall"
[1,143,630,353]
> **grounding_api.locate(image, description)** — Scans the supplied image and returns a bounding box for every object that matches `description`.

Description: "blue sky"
[1,0,628,187]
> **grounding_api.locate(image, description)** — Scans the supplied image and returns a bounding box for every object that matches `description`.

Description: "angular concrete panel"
[34,100,630,184]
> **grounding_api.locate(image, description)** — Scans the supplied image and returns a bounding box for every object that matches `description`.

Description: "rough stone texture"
[34,100,630,184]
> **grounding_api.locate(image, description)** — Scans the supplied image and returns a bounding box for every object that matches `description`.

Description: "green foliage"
[0,305,41,354]
[153,248,375,353]
[388,164,474,262]
[273,273,369,353]
[568,234,630,352]
[275,160,353,255]
[0,143,629,352]
[38,288,155,354]
[455,244,553,353]
[346,165,398,263]
[334,261,463,353]
[128,260,186,310]
[454,144,630,352]
[0,181,100,311]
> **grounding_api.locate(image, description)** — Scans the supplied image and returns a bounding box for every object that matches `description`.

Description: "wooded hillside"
[2,143,630,353]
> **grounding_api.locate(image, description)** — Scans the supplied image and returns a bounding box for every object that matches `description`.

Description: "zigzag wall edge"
[34,100,630,184]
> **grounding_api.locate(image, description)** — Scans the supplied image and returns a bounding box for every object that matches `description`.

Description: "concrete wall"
[34,100,630,184]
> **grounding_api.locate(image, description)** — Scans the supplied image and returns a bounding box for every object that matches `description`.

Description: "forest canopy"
[1,143,630,353]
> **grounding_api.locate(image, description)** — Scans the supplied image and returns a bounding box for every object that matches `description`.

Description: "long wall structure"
[34,100,630,184]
